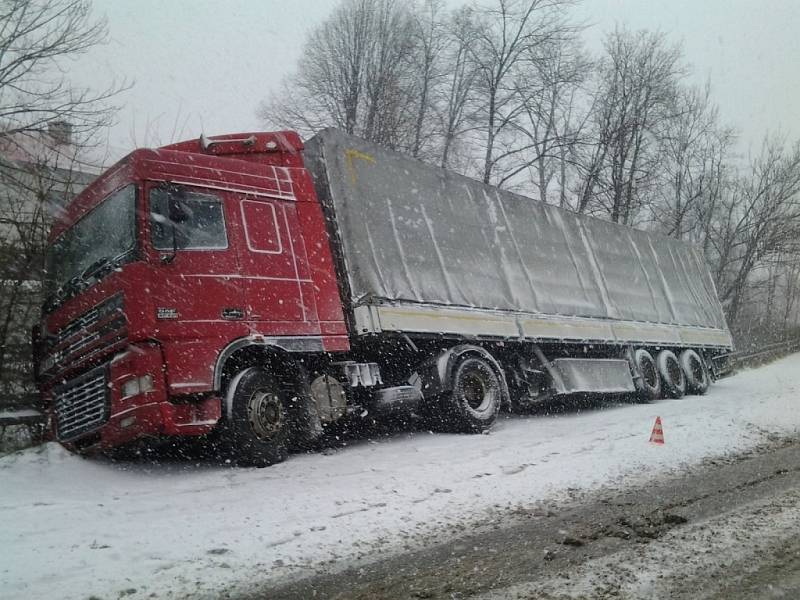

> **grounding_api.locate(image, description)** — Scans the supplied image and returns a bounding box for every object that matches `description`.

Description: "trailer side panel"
[304,129,731,348]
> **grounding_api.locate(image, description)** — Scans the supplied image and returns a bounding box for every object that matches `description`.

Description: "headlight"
[121,374,155,399]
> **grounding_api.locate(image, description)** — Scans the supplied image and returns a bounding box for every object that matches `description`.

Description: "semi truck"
[34,128,732,465]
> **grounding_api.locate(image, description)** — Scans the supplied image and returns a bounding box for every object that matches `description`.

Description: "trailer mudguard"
[409,344,510,406]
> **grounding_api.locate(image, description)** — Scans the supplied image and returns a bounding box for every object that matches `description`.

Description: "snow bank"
[1,354,799,599]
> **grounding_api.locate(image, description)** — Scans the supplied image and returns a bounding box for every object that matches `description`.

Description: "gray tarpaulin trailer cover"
[304,129,732,350]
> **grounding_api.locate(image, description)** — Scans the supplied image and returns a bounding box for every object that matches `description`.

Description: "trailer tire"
[656,350,686,399]
[226,368,290,467]
[632,349,661,402]
[443,356,501,433]
[680,349,710,395]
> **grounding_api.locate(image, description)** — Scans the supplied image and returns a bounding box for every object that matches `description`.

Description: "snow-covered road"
[2,354,800,600]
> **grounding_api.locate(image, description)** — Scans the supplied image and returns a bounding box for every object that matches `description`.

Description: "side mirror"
[160,222,179,265]
[163,193,186,264]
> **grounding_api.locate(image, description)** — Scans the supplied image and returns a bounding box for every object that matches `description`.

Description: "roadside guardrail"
[0,393,46,450]
[712,337,800,378]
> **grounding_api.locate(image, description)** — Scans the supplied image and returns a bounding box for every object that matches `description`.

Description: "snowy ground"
[477,486,800,600]
[2,354,800,600]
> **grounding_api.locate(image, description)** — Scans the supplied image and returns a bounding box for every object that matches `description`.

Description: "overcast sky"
[67,0,800,164]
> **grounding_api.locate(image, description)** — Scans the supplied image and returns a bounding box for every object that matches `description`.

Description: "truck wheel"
[227,368,290,467]
[680,349,710,395]
[656,350,686,399]
[632,349,661,402]
[444,356,501,433]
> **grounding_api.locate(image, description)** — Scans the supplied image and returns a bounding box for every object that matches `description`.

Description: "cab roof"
[49,131,310,243]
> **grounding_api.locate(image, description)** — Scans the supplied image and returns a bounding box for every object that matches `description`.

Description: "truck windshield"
[44,184,136,303]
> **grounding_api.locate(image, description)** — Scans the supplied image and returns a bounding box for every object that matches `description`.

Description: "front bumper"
[49,343,221,450]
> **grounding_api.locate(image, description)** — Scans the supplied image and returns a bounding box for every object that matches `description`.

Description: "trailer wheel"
[227,368,290,467]
[632,349,661,402]
[679,349,710,395]
[444,356,501,433]
[656,350,686,399]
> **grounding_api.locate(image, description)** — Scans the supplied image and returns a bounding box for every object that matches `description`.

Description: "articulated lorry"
[35,129,732,465]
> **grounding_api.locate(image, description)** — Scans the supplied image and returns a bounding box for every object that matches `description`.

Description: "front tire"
[227,368,290,467]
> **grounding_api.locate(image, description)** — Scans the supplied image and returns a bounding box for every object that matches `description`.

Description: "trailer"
[35,128,732,465]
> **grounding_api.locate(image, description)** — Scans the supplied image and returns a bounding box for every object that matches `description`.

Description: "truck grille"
[42,294,126,378]
[58,304,103,341]
[54,366,110,442]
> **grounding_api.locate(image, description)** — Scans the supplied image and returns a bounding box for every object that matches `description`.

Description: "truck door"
[233,195,319,333]
[147,182,243,323]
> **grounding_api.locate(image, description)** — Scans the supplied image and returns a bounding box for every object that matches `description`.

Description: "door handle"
[221,307,244,320]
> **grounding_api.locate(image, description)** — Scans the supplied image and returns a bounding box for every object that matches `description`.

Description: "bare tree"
[0,0,121,151]
[464,0,578,186]
[0,0,117,402]
[703,138,800,325]
[435,6,481,169]
[407,0,449,159]
[577,27,685,224]
[259,0,420,151]
[0,143,96,398]
[782,254,800,333]
[653,83,735,240]
[509,33,589,201]
[259,0,584,187]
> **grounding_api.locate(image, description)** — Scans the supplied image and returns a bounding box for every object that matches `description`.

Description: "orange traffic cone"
[650,416,665,445]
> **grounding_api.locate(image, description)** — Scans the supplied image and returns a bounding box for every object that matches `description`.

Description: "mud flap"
[409,344,510,407]
[288,391,324,450]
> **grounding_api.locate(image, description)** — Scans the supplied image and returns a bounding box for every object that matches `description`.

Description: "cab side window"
[241,199,282,254]
[150,186,228,250]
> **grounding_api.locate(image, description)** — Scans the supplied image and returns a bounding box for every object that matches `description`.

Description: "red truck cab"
[36,132,349,454]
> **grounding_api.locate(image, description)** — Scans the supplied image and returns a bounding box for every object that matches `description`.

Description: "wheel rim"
[247,390,285,440]
[458,361,498,415]
[463,371,490,411]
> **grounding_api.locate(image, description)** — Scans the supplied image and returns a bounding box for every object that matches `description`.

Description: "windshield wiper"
[44,276,83,312]
[81,256,113,281]
[81,252,128,283]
